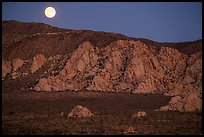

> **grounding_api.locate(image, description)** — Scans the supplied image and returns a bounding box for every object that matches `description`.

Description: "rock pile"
[32,40,202,112]
[2,39,202,112]
[132,111,147,119]
[2,58,26,80]
[159,92,202,112]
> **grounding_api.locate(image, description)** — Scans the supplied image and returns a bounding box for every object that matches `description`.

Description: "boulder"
[77,59,86,72]
[159,92,202,112]
[124,57,145,84]
[132,111,147,119]
[183,92,202,112]
[159,96,181,112]
[68,105,94,118]
[59,65,76,80]
[12,58,24,72]
[110,50,123,71]
[31,54,47,73]
[34,78,51,91]
[150,56,159,69]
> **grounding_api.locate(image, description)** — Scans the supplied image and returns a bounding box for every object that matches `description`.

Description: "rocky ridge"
[2,20,202,112]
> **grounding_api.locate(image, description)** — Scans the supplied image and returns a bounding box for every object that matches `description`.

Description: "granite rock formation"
[2,20,202,112]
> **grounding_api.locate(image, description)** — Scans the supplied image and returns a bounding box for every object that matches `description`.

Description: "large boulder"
[34,78,51,91]
[159,92,202,112]
[68,105,94,118]
[31,54,47,73]
[183,92,202,112]
[124,57,145,84]
[12,58,24,72]
[107,50,123,71]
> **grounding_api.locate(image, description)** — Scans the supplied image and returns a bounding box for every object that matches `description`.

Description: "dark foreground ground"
[2,89,202,135]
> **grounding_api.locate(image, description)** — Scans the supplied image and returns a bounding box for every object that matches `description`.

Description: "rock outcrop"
[32,40,202,112]
[2,21,202,113]
[11,58,25,79]
[159,92,202,112]
[31,54,47,73]
[2,58,26,80]
[2,35,202,112]
[132,111,147,119]
[34,41,99,91]
[12,58,24,72]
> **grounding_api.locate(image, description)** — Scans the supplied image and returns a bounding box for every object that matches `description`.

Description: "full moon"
[45,7,56,18]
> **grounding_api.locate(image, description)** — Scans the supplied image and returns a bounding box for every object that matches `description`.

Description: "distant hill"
[2,20,201,60]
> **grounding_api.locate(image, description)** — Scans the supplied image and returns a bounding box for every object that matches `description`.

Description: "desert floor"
[2,89,202,135]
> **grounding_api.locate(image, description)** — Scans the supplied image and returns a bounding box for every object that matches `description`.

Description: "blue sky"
[2,2,202,42]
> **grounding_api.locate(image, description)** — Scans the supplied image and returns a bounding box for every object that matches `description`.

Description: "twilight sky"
[2,2,202,42]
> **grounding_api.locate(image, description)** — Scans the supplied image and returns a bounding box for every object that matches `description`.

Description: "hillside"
[2,20,202,113]
[2,20,202,61]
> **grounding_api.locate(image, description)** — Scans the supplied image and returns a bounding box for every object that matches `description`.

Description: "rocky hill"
[2,20,202,112]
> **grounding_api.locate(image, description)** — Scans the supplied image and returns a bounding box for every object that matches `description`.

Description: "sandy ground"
[2,89,202,135]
